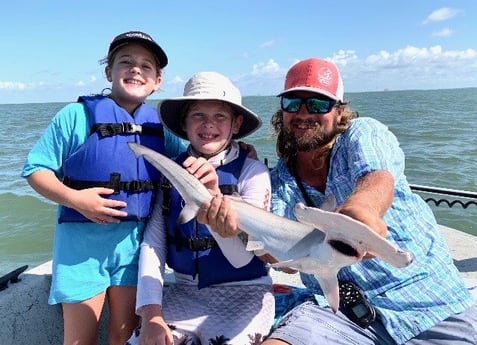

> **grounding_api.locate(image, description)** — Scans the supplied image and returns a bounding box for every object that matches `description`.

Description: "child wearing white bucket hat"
[159,71,262,143]
[127,72,274,344]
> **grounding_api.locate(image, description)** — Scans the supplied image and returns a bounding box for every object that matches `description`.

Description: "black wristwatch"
[339,280,376,328]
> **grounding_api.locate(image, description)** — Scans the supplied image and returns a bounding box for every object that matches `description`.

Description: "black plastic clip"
[110,172,121,194]
[0,265,29,291]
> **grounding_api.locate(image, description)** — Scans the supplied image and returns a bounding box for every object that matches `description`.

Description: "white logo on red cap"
[317,67,334,87]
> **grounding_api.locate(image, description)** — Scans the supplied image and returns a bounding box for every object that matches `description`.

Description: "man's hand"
[337,170,394,238]
[336,202,388,238]
[334,170,395,259]
[238,141,258,160]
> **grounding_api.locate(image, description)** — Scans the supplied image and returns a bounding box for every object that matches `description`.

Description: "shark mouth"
[328,240,360,258]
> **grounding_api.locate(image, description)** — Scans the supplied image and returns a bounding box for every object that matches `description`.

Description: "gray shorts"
[268,301,477,345]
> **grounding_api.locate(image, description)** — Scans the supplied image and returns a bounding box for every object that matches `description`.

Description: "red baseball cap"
[278,58,344,101]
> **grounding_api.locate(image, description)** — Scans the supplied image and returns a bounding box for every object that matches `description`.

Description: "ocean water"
[1,88,476,276]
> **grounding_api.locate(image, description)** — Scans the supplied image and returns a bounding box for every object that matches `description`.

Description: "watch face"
[352,303,370,318]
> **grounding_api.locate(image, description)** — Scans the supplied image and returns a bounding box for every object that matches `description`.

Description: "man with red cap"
[261,58,477,344]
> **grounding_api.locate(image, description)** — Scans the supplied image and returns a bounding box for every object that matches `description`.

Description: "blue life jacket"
[59,95,165,223]
[164,148,268,288]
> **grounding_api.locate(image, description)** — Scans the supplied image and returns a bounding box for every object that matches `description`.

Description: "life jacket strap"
[161,181,239,216]
[91,122,164,137]
[63,173,156,194]
[219,184,238,195]
[167,235,217,251]
[161,181,172,216]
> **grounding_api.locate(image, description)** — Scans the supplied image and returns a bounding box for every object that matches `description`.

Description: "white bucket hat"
[158,72,262,140]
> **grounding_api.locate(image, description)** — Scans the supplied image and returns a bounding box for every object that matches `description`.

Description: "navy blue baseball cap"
[108,31,168,68]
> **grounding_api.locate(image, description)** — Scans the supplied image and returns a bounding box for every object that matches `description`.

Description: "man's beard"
[282,118,337,153]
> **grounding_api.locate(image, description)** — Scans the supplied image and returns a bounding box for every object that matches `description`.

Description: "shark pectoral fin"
[312,272,340,313]
[245,239,265,252]
[293,204,327,233]
[293,203,332,229]
[373,248,414,268]
[395,249,414,267]
[269,258,307,271]
[269,260,294,270]
[177,204,200,224]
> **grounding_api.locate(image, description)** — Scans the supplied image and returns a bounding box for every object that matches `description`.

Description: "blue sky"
[1,1,476,104]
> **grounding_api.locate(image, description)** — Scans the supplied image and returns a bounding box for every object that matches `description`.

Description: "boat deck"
[439,225,477,282]
[0,225,475,345]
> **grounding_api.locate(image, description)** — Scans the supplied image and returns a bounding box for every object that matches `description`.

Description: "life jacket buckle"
[122,180,154,193]
[109,173,121,194]
[122,122,142,134]
[187,237,217,251]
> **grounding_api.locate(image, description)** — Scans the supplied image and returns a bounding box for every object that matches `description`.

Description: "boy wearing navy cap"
[22,31,185,344]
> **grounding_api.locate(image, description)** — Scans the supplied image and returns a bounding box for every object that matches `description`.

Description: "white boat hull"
[0,225,475,345]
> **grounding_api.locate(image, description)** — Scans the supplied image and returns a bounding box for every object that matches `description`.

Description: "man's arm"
[336,170,394,237]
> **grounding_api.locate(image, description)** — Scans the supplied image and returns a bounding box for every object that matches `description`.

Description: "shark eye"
[328,240,359,257]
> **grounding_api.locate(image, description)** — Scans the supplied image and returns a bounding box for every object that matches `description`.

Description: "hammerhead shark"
[128,143,413,312]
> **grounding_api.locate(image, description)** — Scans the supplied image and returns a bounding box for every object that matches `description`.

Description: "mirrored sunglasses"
[280,96,337,114]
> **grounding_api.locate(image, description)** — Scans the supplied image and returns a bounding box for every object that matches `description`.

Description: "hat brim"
[277,86,340,101]
[159,96,262,140]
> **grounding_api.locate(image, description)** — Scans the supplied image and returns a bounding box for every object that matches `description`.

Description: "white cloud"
[2,45,476,102]
[423,7,460,24]
[260,40,275,48]
[241,45,477,94]
[250,59,280,76]
[432,28,454,37]
[343,45,477,92]
[167,76,184,85]
[366,45,477,66]
[330,50,358,66]
[76,74,100,87]
[0,81,27,90]
[233,59,284,96]
[159,76,186,97]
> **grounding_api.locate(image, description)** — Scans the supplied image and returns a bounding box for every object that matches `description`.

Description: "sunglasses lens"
[281,96,337,114]
[281,97,302,112]
[306,98,333,113]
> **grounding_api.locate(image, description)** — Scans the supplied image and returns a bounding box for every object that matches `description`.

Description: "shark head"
[293,203,413,268]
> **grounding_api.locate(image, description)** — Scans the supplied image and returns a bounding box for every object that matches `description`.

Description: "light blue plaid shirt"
[270,117,473,344]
